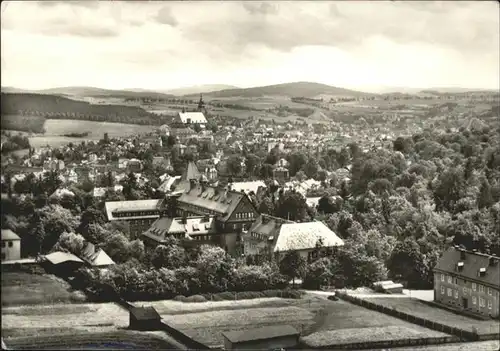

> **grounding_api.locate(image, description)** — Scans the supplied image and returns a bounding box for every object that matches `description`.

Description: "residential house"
[93,185,123,199]
[243,215,344,262]
[1,229,21,261]
[127,158,143,173]
[49,188,75,200]
[172,143,187,156]
[276,158,289,168]
[157,175,181,194]
[433,247,500,318]
[273,166,290,182]
[104,199,162,238]
[118,158,129,169]
[230,181,267,196]
[174,182,259,255]
[80,242,115,268]
[152,156,172,171]
[171,128,196,144]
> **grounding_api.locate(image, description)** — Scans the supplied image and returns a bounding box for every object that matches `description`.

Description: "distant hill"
[1,93,166,126]
[184,82,373,98]
[420,88,499,95]
[166,84,239,96]
[35,86,175,99]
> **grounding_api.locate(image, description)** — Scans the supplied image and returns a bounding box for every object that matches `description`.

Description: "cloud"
[37,1,100,9]
[243,2,279,16]
[155,6,178,26]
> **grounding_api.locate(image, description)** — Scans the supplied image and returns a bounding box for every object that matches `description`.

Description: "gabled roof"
[178,112,207,124]
[230,181,267,195]
[44,251,84,265]
[143,215,217,243]
[157,176,182,193]
[222,325,299,343]
[434,247,500,288]
[1,229,20,241]
[81,243,115,267]
[177,185,255,222]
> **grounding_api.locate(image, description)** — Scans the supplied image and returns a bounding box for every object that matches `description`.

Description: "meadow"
[1,271,86,306]
[159,295,447,348]
[27,119,156,148]
[363,297,500,336]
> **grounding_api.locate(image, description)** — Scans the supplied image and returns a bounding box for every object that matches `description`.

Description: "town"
[1,1,500,350]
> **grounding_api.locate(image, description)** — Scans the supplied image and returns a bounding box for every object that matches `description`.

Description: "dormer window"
[478,267,486,277]
[457,262,464,271]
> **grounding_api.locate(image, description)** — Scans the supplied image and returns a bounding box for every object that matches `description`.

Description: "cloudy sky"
[1,1,499,92]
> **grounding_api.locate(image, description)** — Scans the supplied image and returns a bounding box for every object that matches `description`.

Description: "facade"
[222,325,299,351]
[1,229,21,261]
[104,199,162,238]
[142,215,218,247]
[172,111,208,128]
[243,215,344,262]
[434,247,500,318]
[273,166,289,182]
[175,182,259,255]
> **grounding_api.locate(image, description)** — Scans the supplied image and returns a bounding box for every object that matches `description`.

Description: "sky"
[1,0,499,92]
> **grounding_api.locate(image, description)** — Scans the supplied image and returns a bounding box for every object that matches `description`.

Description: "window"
[447,288,452,297]
[8,242,13,248]
[479,297,485,307]
[479,285,484,293]
[472,283,477,291]
[1,253,5,260]
[447,276,452,284]
[441,274,445,282]
[463,287,467,295]
[488,300,492,310]
[453,277,458,285]
[472,296,477,305]
[487,288,492,296]
[1,242,5,248]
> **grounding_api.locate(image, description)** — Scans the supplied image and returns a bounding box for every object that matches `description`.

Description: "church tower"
[197,94,206,113]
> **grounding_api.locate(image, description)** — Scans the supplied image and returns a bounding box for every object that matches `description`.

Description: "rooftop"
[1,229,20,241]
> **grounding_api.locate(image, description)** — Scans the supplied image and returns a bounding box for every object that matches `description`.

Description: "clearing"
[363,296,499,336]
[159,295,448,348]
[1,271,86,307]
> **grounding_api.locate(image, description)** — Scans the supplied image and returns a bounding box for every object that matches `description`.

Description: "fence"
[335,291,479,342]
[301,335,460,350]
[159,322,211,350]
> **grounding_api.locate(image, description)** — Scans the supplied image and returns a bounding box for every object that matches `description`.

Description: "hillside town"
[2,1,500,350]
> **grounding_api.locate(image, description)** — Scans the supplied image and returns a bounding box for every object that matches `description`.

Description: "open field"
[363,297,499,336]
[1,271,86,306]
[27,119,156,148]
[301,325,449,348]
[3,330,183,350]
[160,295,448,348]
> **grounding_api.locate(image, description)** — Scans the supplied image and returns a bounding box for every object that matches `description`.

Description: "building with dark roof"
[433,246,500,318]
[104,199,162,238]
[1,229,21,261]
[222,325,299,350]
[174,180,259,255]
[129,306,161,331]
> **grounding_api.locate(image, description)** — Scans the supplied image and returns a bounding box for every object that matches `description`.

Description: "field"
[3,330,183,350]
[383,340,500,350]
[363,297,500,336]
[1,271,86,306]
[158,295,448,348]
[28,119,156,148]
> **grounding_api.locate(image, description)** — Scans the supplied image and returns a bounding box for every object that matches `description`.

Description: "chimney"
[460,250,466,260]
[489,256,496,266]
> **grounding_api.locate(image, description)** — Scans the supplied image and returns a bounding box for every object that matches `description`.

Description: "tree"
[303,257,333,289]
[279,251,307,287]
[53,231,86,256]
[102,232,130,263]
[317,195,338,214]
[275,191,309,222]
[128,239,145,262]
[152,239,186,269]
[304,158,319,179]
[245,154,261,176]
[387,238,430,289]
[257,196,275,216]
[337,148,350,168]
[287,152,307,176]
[226,155,243,176]
[478,179,494,209]
[259,164,274,179]
[192,123,202,133]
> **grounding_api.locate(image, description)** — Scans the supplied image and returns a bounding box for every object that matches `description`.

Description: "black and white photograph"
[1,0,499,350]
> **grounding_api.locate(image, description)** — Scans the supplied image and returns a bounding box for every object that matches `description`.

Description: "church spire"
[197,93,205,111]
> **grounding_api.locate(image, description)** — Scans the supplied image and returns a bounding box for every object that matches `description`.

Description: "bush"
[173,295,186,301]
[262,289,280,298]
[235,291,262,300]
[184,295,207,303]
[216,291,236,300]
